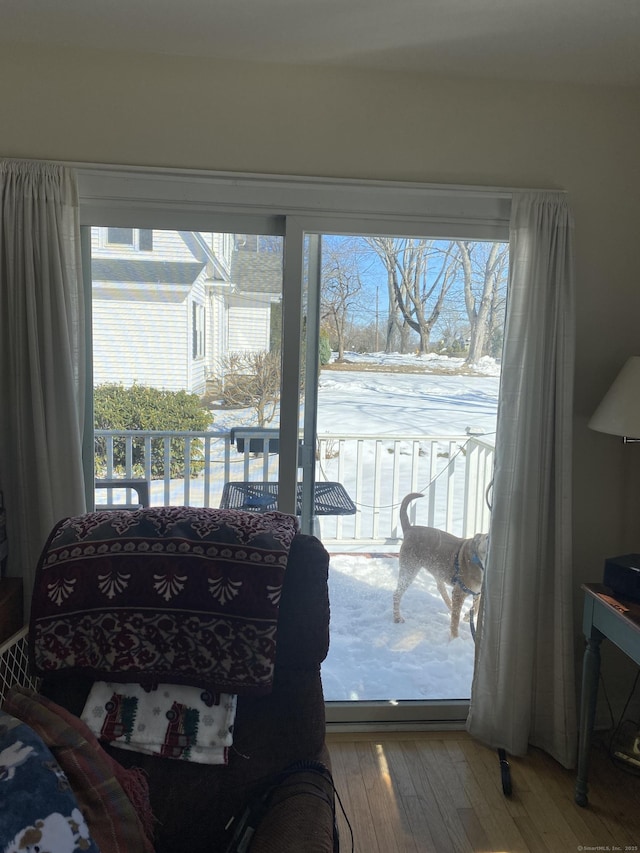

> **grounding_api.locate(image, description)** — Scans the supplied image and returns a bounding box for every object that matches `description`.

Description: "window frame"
[78,166,511,730]
[103,226,154,251]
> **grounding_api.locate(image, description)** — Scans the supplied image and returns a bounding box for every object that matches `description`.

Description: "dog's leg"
[393,555,421,623]
[392,583,406,623]
[471,593,482,635]
[436,578,452,612]
[450,586,467,639]
[393,577,409,623]
[463,596,477,623]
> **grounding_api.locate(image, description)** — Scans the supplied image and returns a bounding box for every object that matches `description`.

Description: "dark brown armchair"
[5,508,338,853]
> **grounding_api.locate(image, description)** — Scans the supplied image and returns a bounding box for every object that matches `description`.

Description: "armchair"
[2,507,337,853]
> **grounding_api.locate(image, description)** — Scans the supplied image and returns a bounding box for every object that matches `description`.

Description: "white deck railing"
[95,429,495,547]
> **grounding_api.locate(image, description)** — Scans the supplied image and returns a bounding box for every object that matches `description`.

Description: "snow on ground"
[323,553,478,702]
[154,351,499,702]
[330,350,501,377]
[316,352,500,702]
[317,358,500,438]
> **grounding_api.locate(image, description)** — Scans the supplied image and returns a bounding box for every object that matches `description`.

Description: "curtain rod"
[2,156,566,199]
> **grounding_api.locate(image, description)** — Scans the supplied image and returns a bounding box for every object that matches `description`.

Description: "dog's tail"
[399,492,424,534]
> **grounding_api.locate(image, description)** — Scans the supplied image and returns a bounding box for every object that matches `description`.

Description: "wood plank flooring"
[326,730,640,852]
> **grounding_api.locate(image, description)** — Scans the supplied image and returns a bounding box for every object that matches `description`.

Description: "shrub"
[94,383,212,479]
[318,329,332,366]
[220,350,283,427]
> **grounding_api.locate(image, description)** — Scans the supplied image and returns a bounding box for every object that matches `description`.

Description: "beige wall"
[3,43,640,703]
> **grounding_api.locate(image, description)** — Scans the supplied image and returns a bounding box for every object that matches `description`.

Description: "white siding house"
[227,246,282,354]
[227,294,273,352]
[91,228,282,396]
[92,282,191,390]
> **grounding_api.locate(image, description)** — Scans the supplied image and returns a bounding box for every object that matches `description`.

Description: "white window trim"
[76,165,512,240]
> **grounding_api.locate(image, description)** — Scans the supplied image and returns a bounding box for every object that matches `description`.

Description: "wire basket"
[611,718,640,776]
[0,626,39,706]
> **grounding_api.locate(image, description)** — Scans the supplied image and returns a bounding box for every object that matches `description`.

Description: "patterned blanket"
[81,680,236,764]
[0,708,100,853]
[2,687,155,853]
[30,507,298,696]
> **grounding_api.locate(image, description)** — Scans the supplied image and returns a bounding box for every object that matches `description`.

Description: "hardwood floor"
[326,730,640,852]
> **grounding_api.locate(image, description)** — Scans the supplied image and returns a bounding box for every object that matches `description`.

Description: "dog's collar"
[452,547,483,597]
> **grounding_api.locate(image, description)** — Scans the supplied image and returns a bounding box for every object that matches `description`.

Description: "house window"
[192,301,205,359]
[105,228,153,250]
[107,227,134,246]
[139,229,153,251]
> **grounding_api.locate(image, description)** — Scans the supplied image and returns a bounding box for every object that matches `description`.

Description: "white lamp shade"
[589,356,640,439]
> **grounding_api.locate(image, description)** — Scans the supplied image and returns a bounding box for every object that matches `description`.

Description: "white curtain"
[0,160,87,617]
[467,191,577,769]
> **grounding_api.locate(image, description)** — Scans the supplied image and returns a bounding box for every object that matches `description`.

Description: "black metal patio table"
[219,481,356,516]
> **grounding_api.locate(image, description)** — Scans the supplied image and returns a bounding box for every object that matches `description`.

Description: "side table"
[575,583,640,806]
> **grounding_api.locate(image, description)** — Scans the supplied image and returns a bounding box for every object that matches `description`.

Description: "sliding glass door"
[79,168,510,726]
[89,226,290,513]
[299,227,507,725]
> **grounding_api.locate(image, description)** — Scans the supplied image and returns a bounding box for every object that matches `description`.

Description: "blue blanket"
[0,710,100,853]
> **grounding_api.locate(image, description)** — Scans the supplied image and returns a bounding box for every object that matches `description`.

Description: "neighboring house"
[228,238,283,354]
[91,228,282,395]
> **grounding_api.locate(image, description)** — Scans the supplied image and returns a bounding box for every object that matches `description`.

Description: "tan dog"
[393,492,488,638]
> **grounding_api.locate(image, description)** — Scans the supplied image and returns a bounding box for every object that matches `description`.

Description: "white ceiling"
[2,0,640,86]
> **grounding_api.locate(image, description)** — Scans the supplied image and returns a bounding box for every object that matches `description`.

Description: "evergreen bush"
[318,329,332,366]
[94,383,212,479]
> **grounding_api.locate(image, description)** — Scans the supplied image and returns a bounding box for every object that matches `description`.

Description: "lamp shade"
[589,357,640,439]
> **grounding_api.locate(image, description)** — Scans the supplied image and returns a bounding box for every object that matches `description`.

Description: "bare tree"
[457,241,509,365]
[315,234,508,362]
[220,350,282,427]
[434,307,470,355]
[320,238,364,361]
[367,238,460,354]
